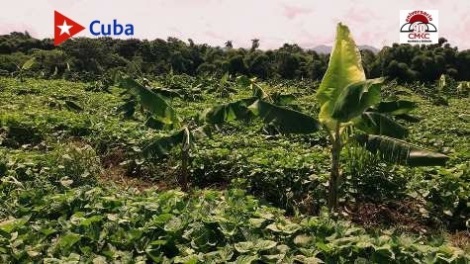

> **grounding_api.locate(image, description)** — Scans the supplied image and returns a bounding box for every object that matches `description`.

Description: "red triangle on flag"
[54,11,85,46]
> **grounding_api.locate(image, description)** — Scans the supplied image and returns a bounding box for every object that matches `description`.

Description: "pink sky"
[2,0,470,50]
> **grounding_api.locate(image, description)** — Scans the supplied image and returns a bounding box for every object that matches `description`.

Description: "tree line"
[1,31,470,82]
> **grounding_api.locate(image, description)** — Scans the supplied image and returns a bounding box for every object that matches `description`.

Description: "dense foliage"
[1,32,470,82]
[0,74,468,262]
[2,186,468,263]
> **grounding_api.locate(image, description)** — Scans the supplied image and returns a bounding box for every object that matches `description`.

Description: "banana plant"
[229,24,448,212]
[314,23,448,211]
[117,76,319,190]
[14,57,35,82]
[117,77,192,188]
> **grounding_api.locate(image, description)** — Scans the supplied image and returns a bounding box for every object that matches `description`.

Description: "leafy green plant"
[52,143,102,188]
[117,77,191,187]
[13,57,35,82]
[117,77,253,190]
[314,23,448,211]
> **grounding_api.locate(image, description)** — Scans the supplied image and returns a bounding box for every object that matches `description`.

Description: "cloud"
[281,4,312,20]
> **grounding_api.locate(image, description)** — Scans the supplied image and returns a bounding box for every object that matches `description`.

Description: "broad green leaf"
[57,233,82,250]
[202,98,257,125]
[143,128,188,157]
[248,218,266,228]
[376,100,417,115]
[252,83,269,100]
[40,227,57,237]
[331,78,383,122]
[0,217,29,235]
[164,216,184,232]
[253,210,274,220]
[266,222,301,234]
[22,57,36,70]
[255,239,277,251]
[318,103,337,131]
[293,255,324,264]
[92,256,107,264]
[293,234,312,246]
[248,100,321,134]
[317,23,366,126]
[372,246,394,260]
[234,241,254,253]
[120,77,180,126]
[79,215,103,227]
[355,112,408,139]
[173,255,200,264]
[355,134,449,166]
[27,250,41,258]
[213,246,234,261]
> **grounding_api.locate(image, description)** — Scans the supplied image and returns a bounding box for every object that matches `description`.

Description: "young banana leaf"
[355,134,449,166]
[248,100,321,134]
[354,112,408,139]
[119,77,180,126]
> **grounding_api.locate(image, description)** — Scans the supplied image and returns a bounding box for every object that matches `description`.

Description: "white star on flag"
[58,20,73,35]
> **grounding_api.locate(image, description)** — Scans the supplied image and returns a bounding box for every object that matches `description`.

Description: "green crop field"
[0,24,469,263]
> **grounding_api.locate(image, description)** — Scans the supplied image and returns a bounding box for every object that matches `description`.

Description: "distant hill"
[359,45,380,54]
[311,45,332,54]
[311,45,379,54]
